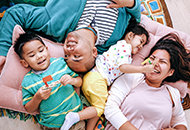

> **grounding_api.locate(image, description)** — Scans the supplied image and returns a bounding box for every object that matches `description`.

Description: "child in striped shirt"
[14,32,83,129]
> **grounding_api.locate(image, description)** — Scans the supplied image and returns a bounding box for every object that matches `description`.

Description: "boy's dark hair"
[122,17,149,45]
[14,32,45,58]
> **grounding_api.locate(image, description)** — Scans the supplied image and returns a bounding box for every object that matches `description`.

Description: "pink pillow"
[0,25,65,114]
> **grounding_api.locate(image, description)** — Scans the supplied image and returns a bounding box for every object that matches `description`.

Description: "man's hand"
[0,56,6,74]
[107,0,135,8]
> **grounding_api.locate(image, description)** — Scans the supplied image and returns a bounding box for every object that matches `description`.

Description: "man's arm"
[0,4,49,57]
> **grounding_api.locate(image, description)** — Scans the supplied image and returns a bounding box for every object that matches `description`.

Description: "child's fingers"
[141,58,150,65]
[153,58,158,66]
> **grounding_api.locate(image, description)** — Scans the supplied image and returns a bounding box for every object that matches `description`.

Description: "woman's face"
[145,49,174,87]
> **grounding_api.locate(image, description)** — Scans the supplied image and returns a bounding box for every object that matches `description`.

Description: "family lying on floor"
[0,0,190,130]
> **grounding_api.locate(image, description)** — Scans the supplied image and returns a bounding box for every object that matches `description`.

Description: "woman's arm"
[119,121,138,130]
[104,73,143,129]
[167,85,188,129]
[162,125,187,130]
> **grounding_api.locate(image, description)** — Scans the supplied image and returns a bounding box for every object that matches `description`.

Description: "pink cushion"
[0,25,65,114]
[0,15,190,114]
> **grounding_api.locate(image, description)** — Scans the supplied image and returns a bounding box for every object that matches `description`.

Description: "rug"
[182,94,190,110]
[140,0,173,27]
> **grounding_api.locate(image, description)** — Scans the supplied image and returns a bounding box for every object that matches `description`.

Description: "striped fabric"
[77,0,118,45]
[22,57,82,128]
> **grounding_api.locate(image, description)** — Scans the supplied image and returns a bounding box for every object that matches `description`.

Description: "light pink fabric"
[0,14,190,114]
[104,73,187,130]
[106,81,173,130]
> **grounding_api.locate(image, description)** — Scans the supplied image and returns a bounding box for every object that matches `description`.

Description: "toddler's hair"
[14,32,45,58]
[122,17,149,45]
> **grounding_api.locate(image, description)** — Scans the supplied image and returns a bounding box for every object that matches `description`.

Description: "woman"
[104,33,190,130]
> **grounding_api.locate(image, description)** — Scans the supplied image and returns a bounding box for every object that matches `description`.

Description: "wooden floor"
[165,0,190,35]
[0,0,190,129]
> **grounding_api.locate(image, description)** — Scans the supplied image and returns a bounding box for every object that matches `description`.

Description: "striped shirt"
[22,57,82,128]
[76,0,118,45]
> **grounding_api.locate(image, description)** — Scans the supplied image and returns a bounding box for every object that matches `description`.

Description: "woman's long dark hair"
[147,33,190,82]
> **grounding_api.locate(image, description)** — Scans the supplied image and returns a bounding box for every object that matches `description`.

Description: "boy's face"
[20,40,50,71]
[126,33,147,54]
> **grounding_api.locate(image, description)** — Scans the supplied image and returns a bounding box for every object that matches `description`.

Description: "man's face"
[63,30,97,73]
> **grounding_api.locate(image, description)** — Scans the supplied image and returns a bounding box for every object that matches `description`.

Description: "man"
[0,0,141,73]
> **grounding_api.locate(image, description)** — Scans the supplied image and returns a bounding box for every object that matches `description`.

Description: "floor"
[0,0,190,130]
[165,0,190,35]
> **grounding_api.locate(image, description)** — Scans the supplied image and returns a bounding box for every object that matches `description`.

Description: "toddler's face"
[21,40,50,71]
[130,34,147,54]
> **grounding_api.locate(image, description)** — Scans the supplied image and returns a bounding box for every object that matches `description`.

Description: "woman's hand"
[107,0,135,8]
[162,128,176,130]
[162,124,187,130]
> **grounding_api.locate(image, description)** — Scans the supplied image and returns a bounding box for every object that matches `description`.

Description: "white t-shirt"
[96,40,132,85]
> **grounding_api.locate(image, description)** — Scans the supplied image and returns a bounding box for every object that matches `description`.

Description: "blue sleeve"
[0,4,49,56]
[125,0,141,22]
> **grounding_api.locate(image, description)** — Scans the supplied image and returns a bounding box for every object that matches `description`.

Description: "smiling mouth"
[38,59,46,65]
[154,69,160,74]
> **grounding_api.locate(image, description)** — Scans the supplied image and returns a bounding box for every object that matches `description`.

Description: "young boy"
[62,19,155,130]
[13,32,83,129]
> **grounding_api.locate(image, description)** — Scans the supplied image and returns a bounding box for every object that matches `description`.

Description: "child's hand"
[107,0,135,8]
[142,64,155,73]
[60,74,73,86]
[36,87,52,100]
[143,58,159,73]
